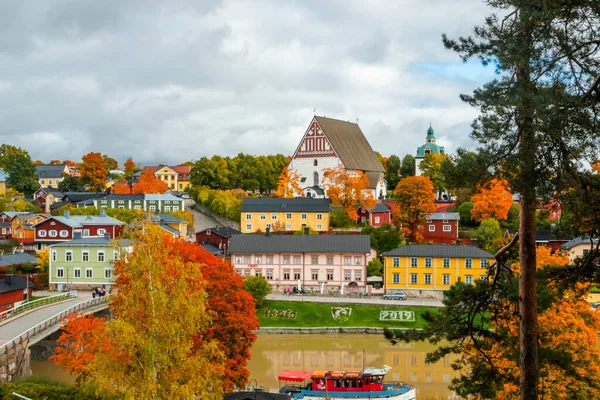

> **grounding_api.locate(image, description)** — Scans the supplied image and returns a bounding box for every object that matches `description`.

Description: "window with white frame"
[266,256,273,264]
[481,259,489,268]
[283,270,290,280]
[265,223,271,229]
[271,213,277,220]
[426,219,432,223]
[410,273,418,284]
[283,256,290,264]
[392,273,400,284]
[355,271,361,281]
[118,205,125,209]
[172,206,179,212]
[246,214,252,220]
[149,205,156,212]
[443,225,451,232]
[246,224,252,231]
[442,274,451,285]
[66,251,72,262]
[113,251,118,261]
[411,257,418,267]
[286,213,292,219]
[428,225,435,231]
[311,256,318,264]
[375,216,380,224]
[164,206,171,212]
[354,257,361,265]
[425,257,432,268]
[86,268,93,278]
[316,224,322,230]
[327,257,333,265]
[293,256,301,264]
[301,213,307,220]
[443,258,450,268]
[255,269,262,277]
[344,257,352,265]
[424,273,432,284]
[82,251,89,262]
[465,275,473,285]
[49,230,57,237]
[98,229,106,235]
[266,270,273,280]
[39,230,46,237]
[311,270,318,280]
[105,269,112,279]
[286,224,292,230]
[260,213,266,220]
[317,214,322,220]
[344,271,351,281]
[83,229,89,236]
[134,205,141,210]
[443,219,448,223]
[244,255,251,264]
[235,256,242,264]
[327,270,334,280]
[465,258,472,268]
[97,251,105,262]
[74,268,81,278]
[480,275,487,281]
[393,257,400,267]
[57,268,64,278]
[255,256,262,264]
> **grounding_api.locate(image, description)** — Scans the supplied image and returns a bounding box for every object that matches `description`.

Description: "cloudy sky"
[0,0,497,166]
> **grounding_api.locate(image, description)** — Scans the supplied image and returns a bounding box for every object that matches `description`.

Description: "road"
[266,293,444,307]
[185,199,240,237]
[0,293,88,346]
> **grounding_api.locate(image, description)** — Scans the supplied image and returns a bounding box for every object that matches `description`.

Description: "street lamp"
[248,378,258,400]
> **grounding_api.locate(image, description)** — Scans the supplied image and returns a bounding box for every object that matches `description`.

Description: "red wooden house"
[357,202,392,227]
[422,212,460,244]
[196,226,241,256]
[0,275,33,313]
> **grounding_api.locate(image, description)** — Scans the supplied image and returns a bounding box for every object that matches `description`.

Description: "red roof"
[143,165,191,174]
[434,202,454,212]
[278,370,312,382]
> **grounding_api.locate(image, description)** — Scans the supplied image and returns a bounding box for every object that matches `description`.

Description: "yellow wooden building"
[240,198,330,233]
[383,244,494,299]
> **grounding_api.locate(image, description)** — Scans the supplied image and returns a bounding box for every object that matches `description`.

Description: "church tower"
[415,124,444,176]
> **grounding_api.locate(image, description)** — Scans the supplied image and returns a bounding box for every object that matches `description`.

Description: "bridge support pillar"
[0,339,31,383]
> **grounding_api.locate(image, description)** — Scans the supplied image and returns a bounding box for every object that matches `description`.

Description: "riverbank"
[257,300,437,330]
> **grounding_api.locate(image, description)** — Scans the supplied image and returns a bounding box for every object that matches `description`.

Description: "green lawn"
[257,300,438,329]
[28,296,48,302]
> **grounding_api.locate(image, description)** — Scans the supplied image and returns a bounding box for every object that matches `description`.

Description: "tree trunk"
[517,8,538,400]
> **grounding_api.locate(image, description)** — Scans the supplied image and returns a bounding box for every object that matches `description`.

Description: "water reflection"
[247,334,459,400]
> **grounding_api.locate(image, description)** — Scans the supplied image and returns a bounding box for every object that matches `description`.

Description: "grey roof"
[154,213,186,223]
[35,164,68,179]
[197,226,241,237]
[562,237,599,250]
[160,223,180,235]
[62,192,106,202]
[201,243,223,255]
[96,194,145,201]
[383,244,494,258]
[370,202,391,213]
[37,214,125,228]
[428,212,459,221]
[145,194,183,201]
[314,116,385,173]
[506,229,564,242]
[50,201,70,210]
[364,171,382,190]
[229,234,371,254]
[241,198,330,213]
[0,253,38,267]
[0,275,33,294]
[1,212,30,220]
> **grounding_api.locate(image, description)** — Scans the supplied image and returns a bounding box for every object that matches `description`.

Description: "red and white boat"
[278,365,416,400]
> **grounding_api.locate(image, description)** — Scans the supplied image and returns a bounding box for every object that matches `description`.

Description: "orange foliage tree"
[392,176,436,243]
[322,165,377,220]
[112,181,131,194]
[63,159,78,167]
[79,152,108,192]
[470,178,513,222]
[132,169,168,194]
[49,159,63,165]
[123,157,137,176]
[274,166,303,198]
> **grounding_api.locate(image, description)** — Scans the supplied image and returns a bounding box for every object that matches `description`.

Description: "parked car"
[182,193,190,199]
[590,301,600,309]
[383,292,407,300]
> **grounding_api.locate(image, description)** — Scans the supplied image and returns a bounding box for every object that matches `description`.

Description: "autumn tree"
[322,165,377,220]
[274,166,303,198]
[36,248,50,272]
[361,223,402,256]
[49,159,62,165]
[123,157,138,177]
[102,154,119,171]
[79,152,108,192]
[470,179,513,223]
[132,169,168,194]
[111,181,131,194]
[392,176,436,243]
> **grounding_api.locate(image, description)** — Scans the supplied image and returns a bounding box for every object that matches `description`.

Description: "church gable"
[292,119,338,159]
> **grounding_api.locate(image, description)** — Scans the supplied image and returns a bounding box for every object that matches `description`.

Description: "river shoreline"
[256,327,409,334]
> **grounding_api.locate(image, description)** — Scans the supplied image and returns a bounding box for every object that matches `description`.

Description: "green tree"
[505,203,520,230]
[102,155,119,171]
[0,145,39,196]
[361,223,401,256]
[458,201,477,227]
[366,258,384,277]
[385,155,401,191]
[190,156,230,189]
[419,153,450,194]
[57,173,80,192]
[476,218,503,252]
[441,148,492,192]
[399,154,415,178]
[243,275,272,306]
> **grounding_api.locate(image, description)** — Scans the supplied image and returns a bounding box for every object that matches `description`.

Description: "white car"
[383,292,407,300]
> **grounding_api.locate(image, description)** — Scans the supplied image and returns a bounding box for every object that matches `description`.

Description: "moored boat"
[278,365,416,400]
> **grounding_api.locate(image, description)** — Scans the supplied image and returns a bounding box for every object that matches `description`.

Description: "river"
[31,333,459,399]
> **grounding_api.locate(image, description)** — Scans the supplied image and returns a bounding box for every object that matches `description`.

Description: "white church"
[288,116,387,199]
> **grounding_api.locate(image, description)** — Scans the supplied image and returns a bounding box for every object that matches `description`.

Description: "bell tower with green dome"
[415,124,444,176]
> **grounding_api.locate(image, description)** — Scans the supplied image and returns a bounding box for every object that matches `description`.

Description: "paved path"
[185,199,240,237]
[0,293,88,346]
[266,293,444,307]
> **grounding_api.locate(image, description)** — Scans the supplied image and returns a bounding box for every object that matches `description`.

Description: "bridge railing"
[0,292,77,323]
[0,294,113,357]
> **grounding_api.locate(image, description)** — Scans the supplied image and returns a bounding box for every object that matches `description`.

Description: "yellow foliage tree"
[274,166,303,198]
[36,248,50,273]
[470,178,513,222]
[322,165,377,220]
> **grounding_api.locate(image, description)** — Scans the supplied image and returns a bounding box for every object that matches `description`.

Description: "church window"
[313,171,319,186]
[313,159,318,166]
[424,148,431,154]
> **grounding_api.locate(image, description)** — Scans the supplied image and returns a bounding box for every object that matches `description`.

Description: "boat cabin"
[310,368,386,392]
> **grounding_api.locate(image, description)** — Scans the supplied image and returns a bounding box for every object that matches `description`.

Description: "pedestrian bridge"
[0,293,111,382]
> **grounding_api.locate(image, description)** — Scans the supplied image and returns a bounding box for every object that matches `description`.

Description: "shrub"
[243,275,272,307]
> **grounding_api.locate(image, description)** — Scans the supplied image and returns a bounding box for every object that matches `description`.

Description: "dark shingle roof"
[562,237,599,250]
[370,202,391,213]
[0,275,33,294]
[0,253,38,267]
[97,194,145,201]
[241,198,330,213]
[314,116,385,173]
[383,244,494,258]
[428,212,459,220]
[62,192,107,202]
[35,164,68,179]
[229,234,371,254]
[197,226,241,236]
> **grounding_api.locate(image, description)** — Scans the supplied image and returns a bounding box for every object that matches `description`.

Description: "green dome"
[426,125,435,140]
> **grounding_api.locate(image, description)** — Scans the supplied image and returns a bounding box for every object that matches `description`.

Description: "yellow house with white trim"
[240,198,330,233]
[143,165,192,192]
[383,244,494,299]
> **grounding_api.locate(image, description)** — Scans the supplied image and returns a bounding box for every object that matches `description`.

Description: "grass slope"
[257,300,438,329]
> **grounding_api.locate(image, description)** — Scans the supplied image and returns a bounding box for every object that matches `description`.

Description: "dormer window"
[424,148,431,154]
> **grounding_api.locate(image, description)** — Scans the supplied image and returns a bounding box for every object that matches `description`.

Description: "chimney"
[73,231,82,240]
[304,227,310,236]
[455,239,462,245]
[265,227,271,237]
[63,210,70,218]
[100,209,107,217]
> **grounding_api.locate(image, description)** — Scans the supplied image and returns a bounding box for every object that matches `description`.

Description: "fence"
[0,292,77,323]
[0,294,112,357]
